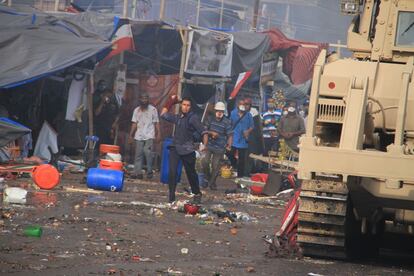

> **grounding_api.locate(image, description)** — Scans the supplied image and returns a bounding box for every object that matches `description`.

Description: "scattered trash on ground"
[23,225,42,237]
[3,187,27,204]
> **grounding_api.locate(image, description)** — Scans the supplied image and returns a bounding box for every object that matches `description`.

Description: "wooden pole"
[54,0,59,11]
[7,0,12,7]
[252,0,260,30]
[177,27,188,100]
[123,0,128,18]
[88,74,94,149]
[219,0,224,28]
[159,0,166,20]
[196,0,201,26]
[131,0,137,18]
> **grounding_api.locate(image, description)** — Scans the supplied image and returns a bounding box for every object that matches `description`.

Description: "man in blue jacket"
[161,95,208,204]
[228,99,254,178]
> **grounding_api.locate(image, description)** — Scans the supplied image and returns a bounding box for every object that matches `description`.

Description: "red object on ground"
[99,144,120,155]
[32,164,60,190]
[99,159,123,171]
[275,189,301,248]
[250,185,264,196]
[251,173,269,183]
[184,203,200,215]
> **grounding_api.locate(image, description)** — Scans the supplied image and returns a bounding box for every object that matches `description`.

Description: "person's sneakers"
[147,172,153,179]
[192,193,202,204]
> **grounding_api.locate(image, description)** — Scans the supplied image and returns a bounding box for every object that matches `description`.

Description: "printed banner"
[185,29,233,77]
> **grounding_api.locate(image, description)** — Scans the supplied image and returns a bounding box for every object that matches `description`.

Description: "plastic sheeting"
[232,32,270,76]
[0,117,31,148]
[0,6,112,88]
[264,28,327,85]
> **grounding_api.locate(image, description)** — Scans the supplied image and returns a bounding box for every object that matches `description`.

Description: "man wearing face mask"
[278,104,306,152]
[261,98,282,155]
[228,99,254,178]
[94,82,119,146]
[201,102,233,190]
[129,93,160,180]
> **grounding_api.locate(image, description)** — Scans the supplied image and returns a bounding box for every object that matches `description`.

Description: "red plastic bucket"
[32,164,60,190]
[99,144,120,155]
[251,173,268,183]
[99,159,123,171]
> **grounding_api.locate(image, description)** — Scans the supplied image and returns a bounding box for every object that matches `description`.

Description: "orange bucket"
[32,164,60,190]
[99,159,123,171]
[99,144,120,155]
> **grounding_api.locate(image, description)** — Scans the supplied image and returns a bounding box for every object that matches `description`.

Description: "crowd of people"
[92,80,309,204]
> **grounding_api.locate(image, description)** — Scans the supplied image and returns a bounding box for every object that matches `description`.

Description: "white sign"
[185,30,233,77]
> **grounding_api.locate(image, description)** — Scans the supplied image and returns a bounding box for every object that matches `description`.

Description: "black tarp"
[232,32,270,76]
[0,6,112,88]
[125,23,182,75]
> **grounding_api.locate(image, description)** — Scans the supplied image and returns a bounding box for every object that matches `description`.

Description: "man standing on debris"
[161,95,208,203]
[201,102,233,190]
[278,103,305,153]
[129,93,160,179]
[228,99,254,178]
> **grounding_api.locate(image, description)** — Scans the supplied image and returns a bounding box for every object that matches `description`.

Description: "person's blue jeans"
[134,139,154,176]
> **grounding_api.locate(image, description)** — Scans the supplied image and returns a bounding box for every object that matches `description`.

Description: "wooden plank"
[64,187,103,194]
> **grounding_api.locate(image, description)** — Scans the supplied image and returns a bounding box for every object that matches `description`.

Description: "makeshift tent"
[264,28,328,85]
[0,6,112,88]
[0,117,31,148]
[232,32,270,76]
[125,22,182,75]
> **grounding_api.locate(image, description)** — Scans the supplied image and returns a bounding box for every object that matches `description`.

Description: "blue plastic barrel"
[87,168,124,192]
[160,138,182,184]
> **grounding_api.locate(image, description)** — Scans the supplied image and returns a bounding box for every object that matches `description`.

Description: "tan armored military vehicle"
[297,0,414,258]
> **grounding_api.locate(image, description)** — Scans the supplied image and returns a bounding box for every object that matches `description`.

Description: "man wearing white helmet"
[201,102,233,190]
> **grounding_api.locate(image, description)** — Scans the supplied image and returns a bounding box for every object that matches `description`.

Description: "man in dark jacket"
[161,95,208,204]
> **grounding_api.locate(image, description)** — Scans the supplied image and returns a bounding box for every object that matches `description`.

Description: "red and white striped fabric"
[229,71,252,99]
[101,24,136,63]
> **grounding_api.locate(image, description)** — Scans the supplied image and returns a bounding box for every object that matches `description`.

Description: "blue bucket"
[160,138,182,184]
[87,168,124,192]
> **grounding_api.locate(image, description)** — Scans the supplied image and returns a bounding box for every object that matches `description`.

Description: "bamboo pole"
[219,0,224,28]
[123,0,128,18]
[88,74,94,149]
[196,0,201,26]
[252,0,260,30]
[159,0,166,20]
[177,27,189,100]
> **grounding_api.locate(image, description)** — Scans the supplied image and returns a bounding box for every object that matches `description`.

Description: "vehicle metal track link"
[297,179,349,259]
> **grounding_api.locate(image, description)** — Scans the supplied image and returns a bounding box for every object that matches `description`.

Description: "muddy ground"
[1,171,413,276]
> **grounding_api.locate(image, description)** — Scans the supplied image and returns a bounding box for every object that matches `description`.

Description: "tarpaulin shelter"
[124,21,183,75]
[0,6,113,88]
[264,28,328,85]
[0,117,31,148]
[232,31,271,76]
